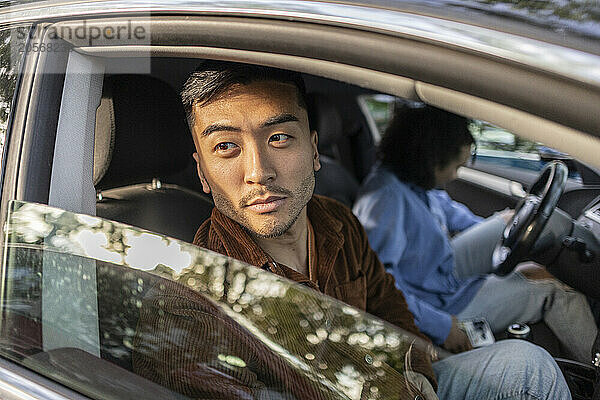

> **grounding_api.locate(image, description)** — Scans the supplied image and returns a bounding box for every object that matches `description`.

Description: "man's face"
[434,144,471,188]
[191,80,320,238]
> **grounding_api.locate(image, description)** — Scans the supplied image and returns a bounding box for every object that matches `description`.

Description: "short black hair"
[181,60,307,129]
[378,105,474,189]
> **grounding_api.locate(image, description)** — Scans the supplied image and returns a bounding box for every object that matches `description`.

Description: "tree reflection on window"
[3,201,440,400]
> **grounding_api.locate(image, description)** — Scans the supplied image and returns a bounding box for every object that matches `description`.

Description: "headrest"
[94,75,194,190]
[306,93,343,154]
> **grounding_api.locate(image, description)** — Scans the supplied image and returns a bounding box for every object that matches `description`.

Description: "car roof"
[2,0,599,49]
[350,0,600,50]
[1,0,599,89]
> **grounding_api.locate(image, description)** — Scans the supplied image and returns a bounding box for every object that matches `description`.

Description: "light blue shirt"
[353,165,485,344]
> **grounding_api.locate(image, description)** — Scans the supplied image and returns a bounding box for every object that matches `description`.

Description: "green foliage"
[469,0,599,22]
[0,26,28,149]
[0,29,18,123]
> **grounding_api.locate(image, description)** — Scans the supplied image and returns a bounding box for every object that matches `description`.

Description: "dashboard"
[582,199,600,230]
[549,195,600,299]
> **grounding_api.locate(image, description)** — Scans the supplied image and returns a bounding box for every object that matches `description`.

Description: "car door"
[0,2,598,398]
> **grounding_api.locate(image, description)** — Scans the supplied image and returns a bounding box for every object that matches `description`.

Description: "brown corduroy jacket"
[133,195,436,399]
[194,195,435,382]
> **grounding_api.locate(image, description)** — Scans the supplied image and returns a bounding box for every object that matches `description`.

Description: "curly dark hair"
[378,105,474,190]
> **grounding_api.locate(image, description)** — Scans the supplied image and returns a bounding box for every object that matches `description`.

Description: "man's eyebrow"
[261,113,299,128]
[201,124,241,137]
[200,113,299,136]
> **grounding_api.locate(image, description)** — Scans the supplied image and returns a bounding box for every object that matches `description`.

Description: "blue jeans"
[433,339,571,399]
[452,215,597,363]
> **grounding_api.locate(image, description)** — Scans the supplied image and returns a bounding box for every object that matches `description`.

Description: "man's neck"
[252,208,309,276]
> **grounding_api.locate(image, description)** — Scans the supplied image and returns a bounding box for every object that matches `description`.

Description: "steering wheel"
[492,161,568,276]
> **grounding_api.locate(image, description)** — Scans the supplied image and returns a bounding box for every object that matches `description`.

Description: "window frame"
[0,9,598,399]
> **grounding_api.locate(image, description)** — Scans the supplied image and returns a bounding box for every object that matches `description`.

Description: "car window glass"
[357,94,396,145]
[358,94,581,181]
[469,120,581,181]
[1,200,440,400]
[0,25,30,166]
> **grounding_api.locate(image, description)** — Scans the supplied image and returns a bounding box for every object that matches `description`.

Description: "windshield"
[0,200,441,400]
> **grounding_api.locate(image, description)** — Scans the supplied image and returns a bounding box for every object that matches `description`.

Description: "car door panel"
[448,164,600,219]
[446,166,526,217]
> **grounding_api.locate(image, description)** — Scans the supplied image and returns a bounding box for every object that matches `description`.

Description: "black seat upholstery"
[307,93,360,207]
[94,75,213,243]
[314,156,360,207]
[97,181,213,243]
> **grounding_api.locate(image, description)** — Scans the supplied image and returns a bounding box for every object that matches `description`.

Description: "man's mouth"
[245,196,287,214]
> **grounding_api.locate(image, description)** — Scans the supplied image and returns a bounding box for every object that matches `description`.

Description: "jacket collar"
[306,196,344,288]
[209,195,344,288]
[210,207,272,268]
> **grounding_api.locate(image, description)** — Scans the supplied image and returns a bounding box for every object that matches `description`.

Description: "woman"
[353,105,596,362]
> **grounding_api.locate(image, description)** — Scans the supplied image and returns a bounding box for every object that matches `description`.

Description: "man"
[353,105,597,362]
[134,61,570,399]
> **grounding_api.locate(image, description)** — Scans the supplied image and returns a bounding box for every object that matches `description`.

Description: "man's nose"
[243,145,276,185]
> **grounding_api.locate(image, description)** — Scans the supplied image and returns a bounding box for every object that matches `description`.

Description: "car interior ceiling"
[93,58,376,243]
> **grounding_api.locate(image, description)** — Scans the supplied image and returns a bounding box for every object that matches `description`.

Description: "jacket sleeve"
[393,277,453,345]
[133,280,330,400]
[432,190,483,233]
[354,187,451,345]
[349,210,437,389]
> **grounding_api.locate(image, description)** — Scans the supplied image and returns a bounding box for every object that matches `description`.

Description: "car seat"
[94,74,213,243]
[92,74,216,371]
[307,93,360,207]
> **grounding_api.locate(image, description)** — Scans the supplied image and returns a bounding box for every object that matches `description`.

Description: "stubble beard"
[211,172,315,239]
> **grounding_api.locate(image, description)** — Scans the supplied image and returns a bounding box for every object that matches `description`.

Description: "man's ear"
[192,152,211,194]
[310,130,321,172]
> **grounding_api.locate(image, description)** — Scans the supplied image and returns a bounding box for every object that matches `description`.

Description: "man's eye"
[214,142,238,152]
[269,134,291,145]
